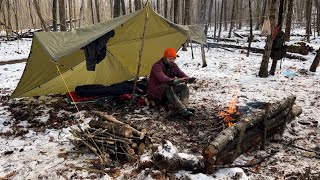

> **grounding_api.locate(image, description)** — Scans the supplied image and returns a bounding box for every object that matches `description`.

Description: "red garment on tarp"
[66,91,97,102]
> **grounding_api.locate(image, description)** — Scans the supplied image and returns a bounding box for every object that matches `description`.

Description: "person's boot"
[186,107,195,113]
[179,109,193,119]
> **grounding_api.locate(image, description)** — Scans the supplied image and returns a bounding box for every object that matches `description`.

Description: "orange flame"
[219,98,240,127]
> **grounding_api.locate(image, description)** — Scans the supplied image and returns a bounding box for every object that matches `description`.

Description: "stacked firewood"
[70,111,151,163]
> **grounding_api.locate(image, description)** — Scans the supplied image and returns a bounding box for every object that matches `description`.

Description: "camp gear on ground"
[147,58,188,100]
[82,30,115,71]
[11,3,206,98]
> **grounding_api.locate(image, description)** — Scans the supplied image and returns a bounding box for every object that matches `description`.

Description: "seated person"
[147,47,196,119]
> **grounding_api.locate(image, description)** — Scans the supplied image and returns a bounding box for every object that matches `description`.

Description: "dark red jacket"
[147,58,188,100]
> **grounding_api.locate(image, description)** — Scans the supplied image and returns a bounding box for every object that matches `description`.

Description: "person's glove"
[173,78,183,85]
[187,77,196,83]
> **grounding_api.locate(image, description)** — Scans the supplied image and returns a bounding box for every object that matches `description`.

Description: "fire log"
[92,111,146,139]
[89,120,133,138]
[203,96,302,173]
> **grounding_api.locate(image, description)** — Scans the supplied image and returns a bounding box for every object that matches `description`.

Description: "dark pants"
[162,84,189,112]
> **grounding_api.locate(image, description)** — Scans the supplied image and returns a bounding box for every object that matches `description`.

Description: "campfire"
[218,98,240,127]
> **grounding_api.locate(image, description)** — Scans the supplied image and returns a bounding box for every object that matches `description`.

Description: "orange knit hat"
[163,48,179,58]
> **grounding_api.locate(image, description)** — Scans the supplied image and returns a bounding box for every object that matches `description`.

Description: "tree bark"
[208,0,214,27]
[156,0,160,13]
[223,0,227,30]
[228,0,236,38]
[306,0,312,42]
[182,0,191,51]
[164,0,168,18]
[284,0,294,41]
[238,0,243,29]
[113,0,120,18]
[310,49,320,72]
[258,0,277,78]
[255,0,261,30]
[79,0,84,27]
[134,0,142,11]
[277,0,285,30]
[89,0,95,24]
[218,0,223,41]
[52,0,58,31]
[68,0,73,29]
[129,0,132,13]
[315,0,320,36]
[201,44,207,67]
[34,0,48,31]
[247,0,253,57]
[214,0,217,39]
[28,1,35,28]
[173,0,179,24]
[120,0,126,15]
[95,0,101,22]
[269,0,285,75]
[58,0,67,31]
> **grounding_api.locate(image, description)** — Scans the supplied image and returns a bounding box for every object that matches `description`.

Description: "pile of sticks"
[70,111,151,163]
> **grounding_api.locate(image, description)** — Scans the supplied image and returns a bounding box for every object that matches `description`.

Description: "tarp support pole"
[131,5,149,105]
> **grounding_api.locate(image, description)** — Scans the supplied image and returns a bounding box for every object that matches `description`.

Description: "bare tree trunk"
[315,0,320,36]
[255,0,261,30]
[170,0,174,21]
[12,0,19,34]
[79,0,84,27]
[157,0,160,13]
[58,0,67,31]
[34,0,48,31]
[258,0,277,78]
[269,0,285,75]
[120,0,126,15]
[164,0,168,18]
[284,0,293,41]
[68,0,73,29]
[201,44,207,67]
[278,0,285,30]
[218,0,223,41]
[214,0,217,39]
[247,0,253,57]
[238,0,243,29]
[89,0,95,24]
[208,0,214,27]
[109,0,113,17]
[129,0,132,13]
[306,0,312,42]
[28,1,35,28]
[73,0,76,28]
[6,0,12,36]
[113,0,120,18]
[223,0,227,30]
[310,49,320,72]
[174,0,179,24]
[95,0,101,22]
[52,0,58,31]
[134,0,142,11]
[182,0,190,51]
[228,0,236,38]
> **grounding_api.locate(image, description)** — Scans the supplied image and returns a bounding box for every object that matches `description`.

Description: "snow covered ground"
[0,29,319,179]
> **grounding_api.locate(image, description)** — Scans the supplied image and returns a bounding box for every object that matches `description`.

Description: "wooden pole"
[131,3,149,105]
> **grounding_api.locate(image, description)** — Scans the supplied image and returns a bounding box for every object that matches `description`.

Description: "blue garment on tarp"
[82,30,115,71]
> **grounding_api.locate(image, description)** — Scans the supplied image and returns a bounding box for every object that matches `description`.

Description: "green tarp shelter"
[11,4,206,98]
